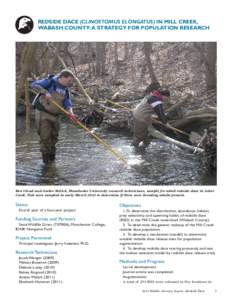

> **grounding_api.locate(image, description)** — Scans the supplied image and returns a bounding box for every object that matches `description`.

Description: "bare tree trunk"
[95,42,107,76]
[123,42,129,61]
[205,42,216,90]
[143,42,158,83]
[86,43,93,77]
[194,42,217,90]
[114,43,118,64]
[37,43,49,74]
[50,42,67,72]
[114,42,119,73]
[24,79,30,132]
[16,42,38,108]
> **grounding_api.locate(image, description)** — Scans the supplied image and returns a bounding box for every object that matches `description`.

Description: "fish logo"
[15,16,34,34]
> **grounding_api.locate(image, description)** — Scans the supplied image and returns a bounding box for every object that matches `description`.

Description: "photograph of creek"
[16,42,216,185]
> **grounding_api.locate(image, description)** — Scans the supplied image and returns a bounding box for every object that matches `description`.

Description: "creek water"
[16,117,216,186]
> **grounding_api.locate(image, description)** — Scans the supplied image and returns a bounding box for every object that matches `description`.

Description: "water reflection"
[16,117,216,186]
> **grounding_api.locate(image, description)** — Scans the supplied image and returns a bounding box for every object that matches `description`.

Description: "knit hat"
[145,82,161,94]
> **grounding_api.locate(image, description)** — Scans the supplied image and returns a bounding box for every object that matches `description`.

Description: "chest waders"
[132,97,156,148]
[35,91,65,164]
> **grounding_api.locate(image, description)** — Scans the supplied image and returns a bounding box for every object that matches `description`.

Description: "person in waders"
[31,69,76,164]
[132,82,170,150]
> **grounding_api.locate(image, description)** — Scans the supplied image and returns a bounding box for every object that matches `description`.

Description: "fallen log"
[171,113,216,129]
[148,125,204,153]
[185,106,216,117]
[166,94,192,118]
